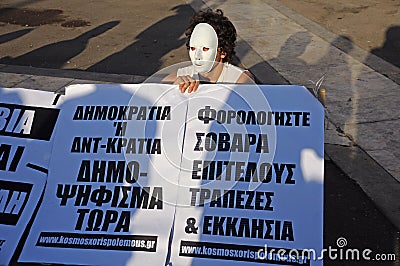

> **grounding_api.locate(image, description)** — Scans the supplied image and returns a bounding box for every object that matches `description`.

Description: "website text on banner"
[18,84,187,265]
[170,84,324,266]
[11,84,324,266]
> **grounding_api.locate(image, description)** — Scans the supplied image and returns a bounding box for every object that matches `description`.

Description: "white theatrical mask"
[189,23,218,73]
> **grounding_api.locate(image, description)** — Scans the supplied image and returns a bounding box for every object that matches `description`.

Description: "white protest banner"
[0,87,62,265]
[169,84,324,265]
[19,84,188,265]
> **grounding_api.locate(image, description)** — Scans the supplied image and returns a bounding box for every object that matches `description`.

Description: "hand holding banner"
[6,84,324,266]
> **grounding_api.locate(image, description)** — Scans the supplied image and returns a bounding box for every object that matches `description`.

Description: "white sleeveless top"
[177,63,247,83]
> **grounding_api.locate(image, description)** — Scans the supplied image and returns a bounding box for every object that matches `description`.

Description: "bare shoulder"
[236,70,255,84]
[162,70,178,84]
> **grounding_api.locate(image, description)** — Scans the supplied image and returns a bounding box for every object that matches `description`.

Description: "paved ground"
[0,0,194,76]
[279,0,400,69]
[1,0,400,265]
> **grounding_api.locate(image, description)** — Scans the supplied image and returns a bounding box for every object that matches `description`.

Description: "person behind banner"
[163,9,254,93]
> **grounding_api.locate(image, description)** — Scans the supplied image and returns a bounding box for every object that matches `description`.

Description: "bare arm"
[236,70,255,84]
[162,71,178,84]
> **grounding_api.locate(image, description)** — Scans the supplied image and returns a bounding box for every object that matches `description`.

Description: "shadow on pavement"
[0,28,33,44]
[0,21,119,69]
[87,4,194,76]
[324,159,399,265]
[369,25,400,68]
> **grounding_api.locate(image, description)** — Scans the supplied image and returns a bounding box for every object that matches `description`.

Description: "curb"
[0,64,149,83]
